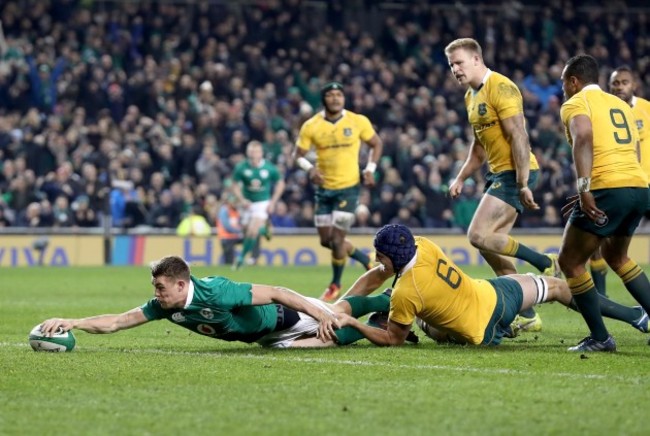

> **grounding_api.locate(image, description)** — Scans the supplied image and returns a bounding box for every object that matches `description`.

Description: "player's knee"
[467,230,484,249]
[319,238,332,249]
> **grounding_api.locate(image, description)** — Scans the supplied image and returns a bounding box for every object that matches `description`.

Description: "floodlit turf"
[2,264,649,435]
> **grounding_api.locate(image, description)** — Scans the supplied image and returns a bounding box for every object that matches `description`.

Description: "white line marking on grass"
[4,341,647,384]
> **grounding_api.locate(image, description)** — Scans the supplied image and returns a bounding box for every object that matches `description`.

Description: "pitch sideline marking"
[4,341,647,384]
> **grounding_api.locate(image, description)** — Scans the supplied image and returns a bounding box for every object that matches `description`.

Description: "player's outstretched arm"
[40,307,149,336]
[338,265,393,299]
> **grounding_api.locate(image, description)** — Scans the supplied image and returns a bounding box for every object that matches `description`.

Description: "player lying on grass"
[39,255,416,348]
[335,224,648,350]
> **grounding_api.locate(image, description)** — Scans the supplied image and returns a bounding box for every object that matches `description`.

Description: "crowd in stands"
[0,0,649,231]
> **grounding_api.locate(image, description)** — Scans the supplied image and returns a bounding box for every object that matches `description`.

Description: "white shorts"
[241,200,270,225]
[256,297,335,348]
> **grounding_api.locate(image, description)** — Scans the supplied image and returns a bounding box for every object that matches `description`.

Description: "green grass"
[2,265,649,435]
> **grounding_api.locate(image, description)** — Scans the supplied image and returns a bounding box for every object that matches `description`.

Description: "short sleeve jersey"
[141,276,277,343]
[632,96,650,180]
[389,237,498,345]
[296,110,376,190]
[561,85,647,190]
[465,70,539,174]
[232,160,281,203]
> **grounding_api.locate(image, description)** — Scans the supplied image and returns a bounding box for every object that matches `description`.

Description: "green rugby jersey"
[141,276,278,343]
[232,159,281,202]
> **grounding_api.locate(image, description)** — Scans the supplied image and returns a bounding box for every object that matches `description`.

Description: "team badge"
[478,103,487,116]
[637,120,644,131]
[595,214,609,227]
[171,312,186,323]
[338,200,348,208]
[260,169,269,179]
[492,181,502,190]
[197,324,216,335]
[343,128,352,137]
[200,308,214,319]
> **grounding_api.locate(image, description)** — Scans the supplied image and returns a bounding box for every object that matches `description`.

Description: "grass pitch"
[2,264,649,435]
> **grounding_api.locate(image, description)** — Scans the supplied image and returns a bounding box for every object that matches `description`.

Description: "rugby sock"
[334,327,365,345]
[331,256,346,287]
[568,295,641,324]
[518,307,537,318]
[590,258,608,296]
[343,293,390,318]
[567,272,609,341]
[240,237,257,260]
[615,259,650,312]
[348,248,371,269]
[504,237,551,272]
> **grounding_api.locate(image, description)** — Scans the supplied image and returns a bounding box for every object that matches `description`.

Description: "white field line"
[3,341,647,384]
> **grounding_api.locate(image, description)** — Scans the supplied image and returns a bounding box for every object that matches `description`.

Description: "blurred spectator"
[270,200,296,228]
[0,1,649,231]
[216,193,243,266]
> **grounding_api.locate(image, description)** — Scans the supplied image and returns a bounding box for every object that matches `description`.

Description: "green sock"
[572,289,610,341]
[258,227,268,237]
[334,326,366,345]
[622,272,650,312]
[343,294,390,318]
[331,257,346,286]
[349,248,371,268]
[519,307,536,318]
[240,237,256,259]
[514,244,551,272]
[569,295,641,325]
[591,268,608,297]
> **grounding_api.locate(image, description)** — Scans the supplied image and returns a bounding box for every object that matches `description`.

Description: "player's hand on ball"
[40,318,74,337]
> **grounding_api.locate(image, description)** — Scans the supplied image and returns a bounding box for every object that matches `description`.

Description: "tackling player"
[335,224,648,347]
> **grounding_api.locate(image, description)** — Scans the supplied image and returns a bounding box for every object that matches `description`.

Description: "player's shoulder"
[485,71,521,99]
[343,110,371,124]
[302,112,325,127]
[233,160,248,172]
[635,96,650,110]
[488,70,516,87]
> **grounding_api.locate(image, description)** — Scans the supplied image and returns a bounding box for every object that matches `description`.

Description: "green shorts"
[481,277,524,346]
[314,185,360,215]
[568,187,648,237]
[484,170,540,213]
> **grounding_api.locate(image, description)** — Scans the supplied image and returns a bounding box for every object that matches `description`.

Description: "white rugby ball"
[29,324,76,352]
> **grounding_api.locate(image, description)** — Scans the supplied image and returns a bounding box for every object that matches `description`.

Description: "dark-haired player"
[558,54,650,351]
[588,66,650,297]
[293,81,383,301]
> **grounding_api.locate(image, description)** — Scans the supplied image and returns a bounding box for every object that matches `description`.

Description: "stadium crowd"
[0,0,649,231]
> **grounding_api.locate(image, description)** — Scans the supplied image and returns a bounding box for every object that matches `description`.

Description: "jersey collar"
[631,95,638,108]
[472,69,492,92]
[397,250,418,278]
[582,84,601,92]
[183,280,195,309]
[320,109,346,122]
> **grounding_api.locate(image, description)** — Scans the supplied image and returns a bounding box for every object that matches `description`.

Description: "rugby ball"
[29,324,76,352]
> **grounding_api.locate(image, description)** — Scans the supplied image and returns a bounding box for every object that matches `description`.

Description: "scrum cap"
[373,224,416,272]
[321,81,344,105]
